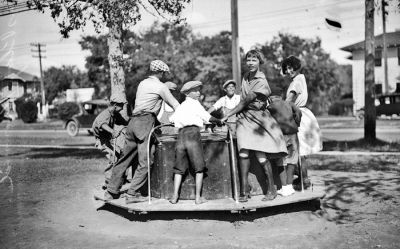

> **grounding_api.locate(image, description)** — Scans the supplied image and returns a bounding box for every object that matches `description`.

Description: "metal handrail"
[226,126,239,203]
[146,123,174,204]
[298,153,304,193]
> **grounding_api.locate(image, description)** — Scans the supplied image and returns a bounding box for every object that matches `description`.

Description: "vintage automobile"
[375,93,400,117]
[356,92,400,119]
[65,99,109,136]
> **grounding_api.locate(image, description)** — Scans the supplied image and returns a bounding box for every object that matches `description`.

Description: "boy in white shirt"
[169,81,222,204]
[208,80,240,133]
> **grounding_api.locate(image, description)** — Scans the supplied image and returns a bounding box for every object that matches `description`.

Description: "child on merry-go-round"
[92,95,130,186]
[169,80,223,205]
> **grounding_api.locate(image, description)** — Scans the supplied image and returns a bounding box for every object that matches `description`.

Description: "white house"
[341,31,400,113]
[0,66,40,117]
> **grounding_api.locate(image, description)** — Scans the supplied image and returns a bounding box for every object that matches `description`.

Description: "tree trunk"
[107,21,128,118]
[364,0,376,142]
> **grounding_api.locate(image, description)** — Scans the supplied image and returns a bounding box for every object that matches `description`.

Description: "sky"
[0,0,399,77]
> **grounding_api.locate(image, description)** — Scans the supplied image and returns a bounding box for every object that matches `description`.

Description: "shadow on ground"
[317,174,400,224]
[306,154,400,172]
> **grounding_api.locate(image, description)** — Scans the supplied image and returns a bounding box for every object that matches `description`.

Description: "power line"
[192,0,361,29]
[0,2,29,11]
[0,7,36,17]
[241,14,365,39]
[0,0,37,17]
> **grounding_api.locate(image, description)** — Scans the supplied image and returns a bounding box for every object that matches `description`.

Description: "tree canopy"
[77,25,351,114]
[79,22,234,106]
[259,33,351,114]
[28,0,190,38]
[27,0,191,114]
[43,65,89,104]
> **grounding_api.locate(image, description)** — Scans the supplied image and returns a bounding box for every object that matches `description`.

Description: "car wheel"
[66,121,79,137]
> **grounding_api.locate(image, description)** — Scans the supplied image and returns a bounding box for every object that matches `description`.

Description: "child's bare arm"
[160,88,180,110]
[286,91,297,103]
[101,124,119,138]
[207,106,216,114]
[222,93,255,122]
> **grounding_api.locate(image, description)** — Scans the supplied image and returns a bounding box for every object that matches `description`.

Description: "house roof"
[0,66,38,82]
[340,31,400,52]
[3,73,25,82]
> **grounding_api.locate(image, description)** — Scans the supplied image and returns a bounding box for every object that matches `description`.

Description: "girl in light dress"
[281,55,323,190]
[222,50,288,202]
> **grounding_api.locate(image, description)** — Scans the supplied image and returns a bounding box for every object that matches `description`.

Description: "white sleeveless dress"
[287,74,323,156]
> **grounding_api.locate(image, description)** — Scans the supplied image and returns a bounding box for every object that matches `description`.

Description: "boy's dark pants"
[107,114,155,196]
[174,126,206,175]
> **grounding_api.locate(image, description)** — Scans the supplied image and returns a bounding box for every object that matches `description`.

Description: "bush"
[58,102,80,120]
[19,100,38,123]
[328,102,344,116]
[328,98,354,116]
[14,94,40,123]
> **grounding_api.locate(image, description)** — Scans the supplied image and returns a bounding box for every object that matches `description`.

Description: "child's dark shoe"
[238,193,249,203]
[104,191,120,201]
[293,178,311,190]
[262,191,277,201]
[125,193,147,204]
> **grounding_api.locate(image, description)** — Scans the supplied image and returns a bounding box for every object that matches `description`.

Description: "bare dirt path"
[1,148,399,249]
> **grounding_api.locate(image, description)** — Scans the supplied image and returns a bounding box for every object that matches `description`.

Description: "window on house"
[375,49,382,67]
[8,81,12,91]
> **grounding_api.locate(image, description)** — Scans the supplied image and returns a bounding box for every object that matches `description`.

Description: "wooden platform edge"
[93,185,325,213]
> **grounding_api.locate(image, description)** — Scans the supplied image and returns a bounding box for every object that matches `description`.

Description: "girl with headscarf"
[222,49,287,202]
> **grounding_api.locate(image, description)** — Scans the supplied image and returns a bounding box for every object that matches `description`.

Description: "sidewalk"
[0,119,64,130]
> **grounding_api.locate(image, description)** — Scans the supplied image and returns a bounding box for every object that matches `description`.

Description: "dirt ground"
[1,148,399,249]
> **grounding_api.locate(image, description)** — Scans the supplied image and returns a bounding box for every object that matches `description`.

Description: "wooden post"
[31,42,47,118]
[364,0,376,142]
[381,0,389,93]
[231,0,241,92]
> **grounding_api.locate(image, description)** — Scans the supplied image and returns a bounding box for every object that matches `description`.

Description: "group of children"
[93,55,321,205]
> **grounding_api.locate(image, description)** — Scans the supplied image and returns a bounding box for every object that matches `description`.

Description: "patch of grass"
[323,138,400,152]
[317,116,400,129]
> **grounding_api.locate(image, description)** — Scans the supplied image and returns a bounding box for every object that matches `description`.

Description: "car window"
[94,105,108,115]
[84,104,96,115]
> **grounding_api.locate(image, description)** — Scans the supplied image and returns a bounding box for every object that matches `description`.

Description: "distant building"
[0,66,40,116]
[66,88,95,103]
[341,31,400,113]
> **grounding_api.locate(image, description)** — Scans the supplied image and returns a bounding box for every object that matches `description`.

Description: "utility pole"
[381,0,389,93]
[31,42,46,117]
[231,0,241,92]
[364,0,376,142]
